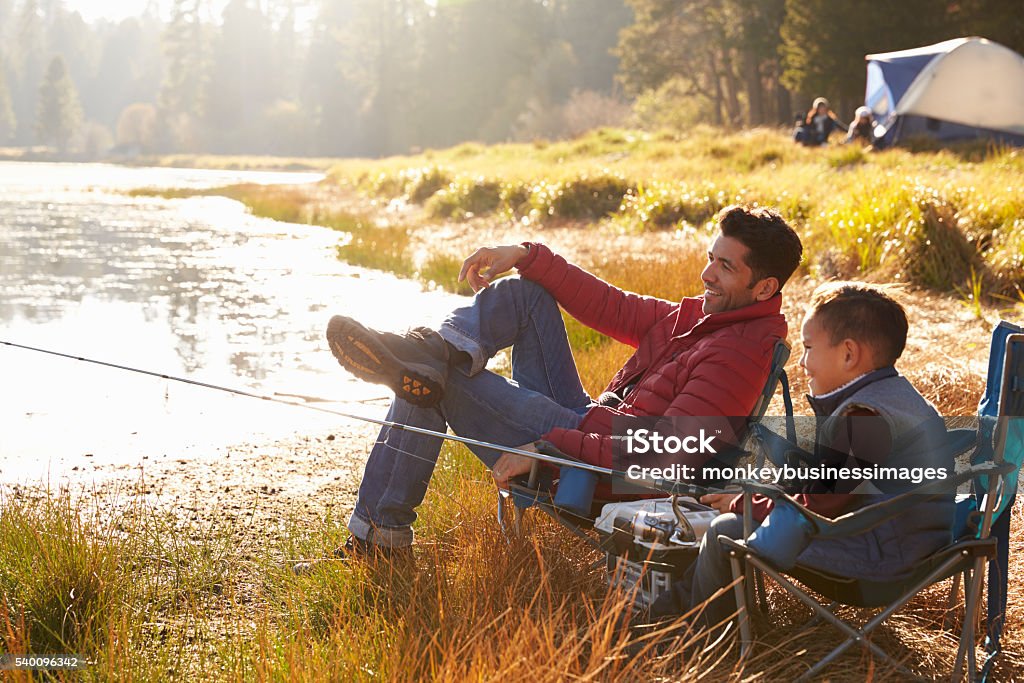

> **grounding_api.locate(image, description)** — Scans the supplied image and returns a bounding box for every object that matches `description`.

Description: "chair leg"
[755,568,769,615]
[799,601,839,631]
[945,571,962,630]
[744,563,757,616]
[955,557,985,682]
[496,491,523,542]
[496,492,511,540]
[512,502,522,536]
[729,552,752,658]
[752,555,952,682]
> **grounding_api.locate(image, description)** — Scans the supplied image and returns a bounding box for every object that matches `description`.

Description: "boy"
[655,282,954,626]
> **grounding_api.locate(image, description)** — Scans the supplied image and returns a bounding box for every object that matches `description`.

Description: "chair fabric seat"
[787,537,997,608]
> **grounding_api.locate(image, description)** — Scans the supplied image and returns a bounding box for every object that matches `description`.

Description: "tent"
[864,37,1024,147]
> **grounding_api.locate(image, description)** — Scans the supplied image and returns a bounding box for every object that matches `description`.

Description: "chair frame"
[723,332,1024,681]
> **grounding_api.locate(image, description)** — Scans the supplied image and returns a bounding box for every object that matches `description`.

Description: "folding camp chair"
[721,322,1024,681]
[495,339,793,558]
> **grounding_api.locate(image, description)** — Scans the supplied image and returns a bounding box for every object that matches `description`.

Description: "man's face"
[700,234,761,315]
[799,314,849,396]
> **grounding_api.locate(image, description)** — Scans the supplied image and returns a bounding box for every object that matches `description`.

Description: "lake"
[0,161,462,482]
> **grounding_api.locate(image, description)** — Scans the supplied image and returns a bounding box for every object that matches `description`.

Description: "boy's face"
[799,313,855,396]
[701,234,765,315]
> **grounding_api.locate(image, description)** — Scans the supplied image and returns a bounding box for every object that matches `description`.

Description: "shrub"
[631,77,716,133]
[426,177,502,220]
[406,166,452,203]
[418,253,474,295]
[499,181,533,219]
[336,220,415,275]
[827,145,866,169]
[537,174,634,221]
[881,195,987,291]
[615,180,726,232]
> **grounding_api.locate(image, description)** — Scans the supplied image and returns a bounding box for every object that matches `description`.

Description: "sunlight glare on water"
[0,162,463,482]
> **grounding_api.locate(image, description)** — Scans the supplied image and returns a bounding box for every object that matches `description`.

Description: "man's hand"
[491,442,537,488]
[458,244,529,292]
[699,492,741,514]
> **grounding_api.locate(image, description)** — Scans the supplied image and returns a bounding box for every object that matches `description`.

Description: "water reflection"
[0,162,462,478]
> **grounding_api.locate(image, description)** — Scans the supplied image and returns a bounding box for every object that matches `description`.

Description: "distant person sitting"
[794,97,845,146]
[792,113,812,146]
[845,106,876,145]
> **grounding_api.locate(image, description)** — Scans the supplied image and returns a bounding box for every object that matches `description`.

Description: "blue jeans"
[348,277,593,547]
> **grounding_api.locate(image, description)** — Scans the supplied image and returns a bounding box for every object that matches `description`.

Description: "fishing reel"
[609,495,701,550]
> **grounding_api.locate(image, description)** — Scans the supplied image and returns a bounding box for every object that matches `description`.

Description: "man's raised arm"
[460,242,677,348]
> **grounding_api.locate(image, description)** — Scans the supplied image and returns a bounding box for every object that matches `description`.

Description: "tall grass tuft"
[0,490,134,655]
[418,252,475,295]
[336,222,415,276]
[881,195,986,291]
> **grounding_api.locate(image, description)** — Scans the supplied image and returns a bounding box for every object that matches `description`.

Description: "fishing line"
[1,339,709,497]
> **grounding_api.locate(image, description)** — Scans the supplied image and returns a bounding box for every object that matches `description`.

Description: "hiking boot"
[326,315,450,408]
[332,535,414,564]
[289,535,415,574]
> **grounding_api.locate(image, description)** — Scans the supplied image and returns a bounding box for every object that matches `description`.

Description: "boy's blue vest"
[797,369,955,579]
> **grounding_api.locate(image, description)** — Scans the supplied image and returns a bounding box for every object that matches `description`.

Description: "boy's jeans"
[348,277,594,547]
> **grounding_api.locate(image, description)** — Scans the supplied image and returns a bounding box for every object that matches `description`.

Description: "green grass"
[0,487,250,679]
[323,126,1024,298]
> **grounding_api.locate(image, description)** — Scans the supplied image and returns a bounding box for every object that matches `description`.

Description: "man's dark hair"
[716,205,803,288]
[809,282,908,366]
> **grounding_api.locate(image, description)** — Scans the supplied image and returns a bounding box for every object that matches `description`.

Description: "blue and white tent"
[865,37,1024,147]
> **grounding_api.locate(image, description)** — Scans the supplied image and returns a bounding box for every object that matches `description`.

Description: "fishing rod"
[0,339,711,498]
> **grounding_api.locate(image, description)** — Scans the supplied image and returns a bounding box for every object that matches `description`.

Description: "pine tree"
[11,0,46,144]
[35,54,82,152]
[616,0,788,126]
[0,58,16,142]
[158,0,208,151]
[781,0,955,116]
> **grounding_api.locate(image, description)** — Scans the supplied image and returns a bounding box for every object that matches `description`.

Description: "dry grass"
[56,129,1024,679]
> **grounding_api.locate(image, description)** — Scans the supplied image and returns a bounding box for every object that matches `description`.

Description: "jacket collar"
[672,292,784,337]
[806,366,899,417]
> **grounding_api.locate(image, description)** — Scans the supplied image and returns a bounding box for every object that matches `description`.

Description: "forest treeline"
[0,0,1018,158]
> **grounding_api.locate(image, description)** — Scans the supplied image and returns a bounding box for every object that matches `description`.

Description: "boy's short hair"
[808,282,908,366]
[717,205,803,289]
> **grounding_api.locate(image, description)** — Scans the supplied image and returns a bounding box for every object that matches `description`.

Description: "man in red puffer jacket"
[320,205,803,561]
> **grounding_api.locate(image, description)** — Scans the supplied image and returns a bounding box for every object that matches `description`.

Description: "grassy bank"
[130,154,339,172]
[100,127,1022,680]
[327,126,1024,300]
[6,449,1017,681]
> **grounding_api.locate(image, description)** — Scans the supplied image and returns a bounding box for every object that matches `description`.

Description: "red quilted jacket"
[517,243,788,470]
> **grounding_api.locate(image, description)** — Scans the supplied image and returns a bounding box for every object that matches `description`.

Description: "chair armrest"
[734,461,1011,541]
[817,462,1013,539]
[735,461,1011,533]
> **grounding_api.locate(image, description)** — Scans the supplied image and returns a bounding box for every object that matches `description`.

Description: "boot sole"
[326,316,444,407]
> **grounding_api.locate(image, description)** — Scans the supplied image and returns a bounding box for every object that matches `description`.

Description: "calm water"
[0,161,461,481]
